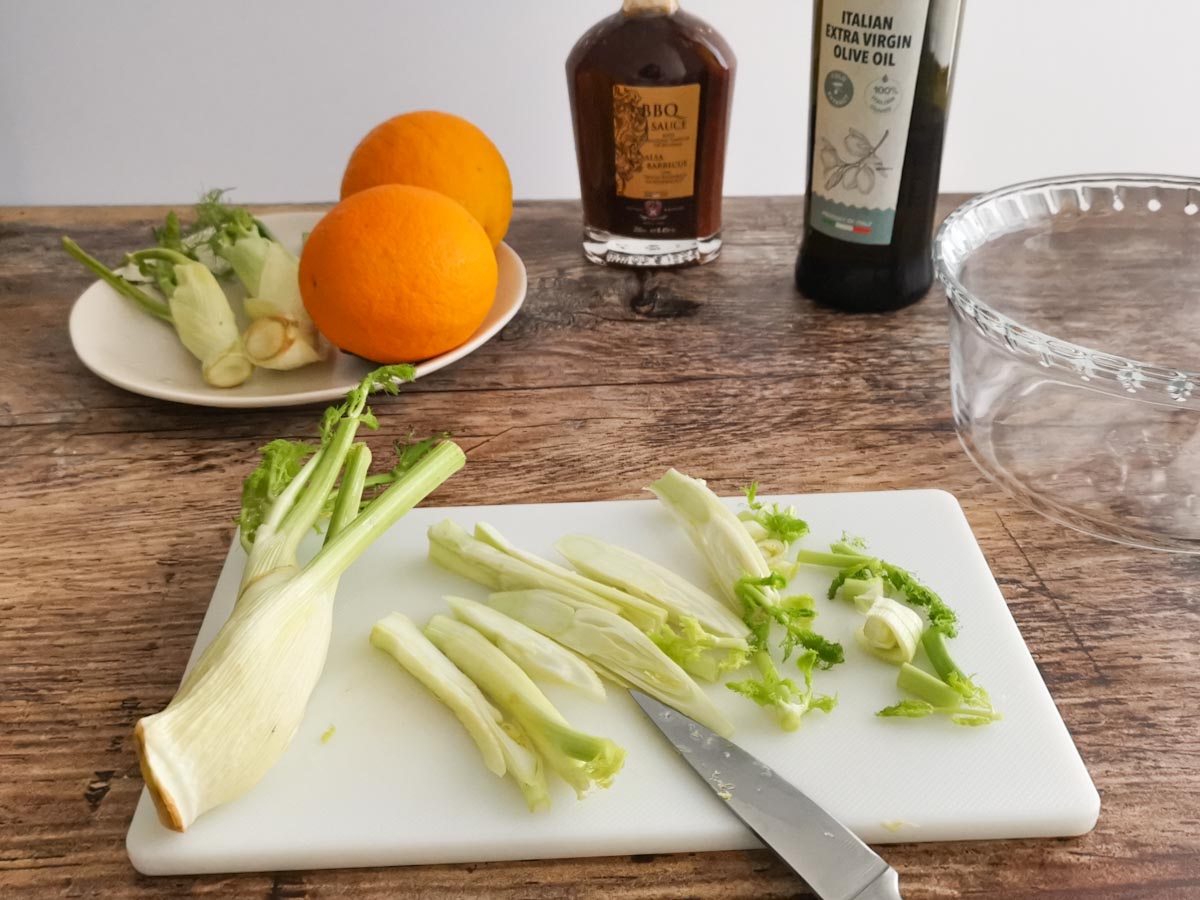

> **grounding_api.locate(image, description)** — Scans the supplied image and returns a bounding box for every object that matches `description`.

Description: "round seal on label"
[823,70,853,108]
[868,73,901,113]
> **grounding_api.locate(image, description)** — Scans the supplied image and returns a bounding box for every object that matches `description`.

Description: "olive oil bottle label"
[613,83,701,200]
[809,0,930,245]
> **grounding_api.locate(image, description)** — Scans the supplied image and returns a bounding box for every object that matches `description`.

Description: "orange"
[340,110,513,247]
[299,184,498,363]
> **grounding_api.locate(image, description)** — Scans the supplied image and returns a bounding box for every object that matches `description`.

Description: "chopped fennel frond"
[649,469,841,730]
[427,520,667,632]
[445,595,606,702]
[648,616,751,683]
[425,615,625,799]
[795,536,959,637]
[797,536,997,726]
[487,589,734,738]
[737,482,810,574]
[370,612,549,810]
[134,368,464,831]
[728,650,835,732]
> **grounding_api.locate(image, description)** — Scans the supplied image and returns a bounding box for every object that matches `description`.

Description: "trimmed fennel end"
[134,719,186,832]
[243,316,329,370]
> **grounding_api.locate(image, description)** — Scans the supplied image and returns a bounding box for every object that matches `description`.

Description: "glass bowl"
[934,175,1200,553]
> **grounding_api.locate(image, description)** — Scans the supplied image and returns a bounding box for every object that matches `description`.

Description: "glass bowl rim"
[933,173,1200,405]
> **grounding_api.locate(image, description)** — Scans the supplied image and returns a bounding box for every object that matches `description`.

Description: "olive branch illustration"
[819,128,890,194]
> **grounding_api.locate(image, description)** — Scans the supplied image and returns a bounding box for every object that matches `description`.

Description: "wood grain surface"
[1,198,1198,899]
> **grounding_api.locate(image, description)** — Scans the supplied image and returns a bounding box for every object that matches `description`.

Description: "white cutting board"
[127,490,1099,876]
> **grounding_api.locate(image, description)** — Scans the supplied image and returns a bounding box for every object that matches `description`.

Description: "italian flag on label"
[822,215,872,235]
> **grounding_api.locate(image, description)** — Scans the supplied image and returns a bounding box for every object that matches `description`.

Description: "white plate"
[68,211,527,409]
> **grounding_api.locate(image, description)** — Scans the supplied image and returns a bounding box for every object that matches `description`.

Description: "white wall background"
[1,0,1197,205]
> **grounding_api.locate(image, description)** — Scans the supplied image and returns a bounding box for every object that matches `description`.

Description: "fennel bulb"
[134,367,464,830]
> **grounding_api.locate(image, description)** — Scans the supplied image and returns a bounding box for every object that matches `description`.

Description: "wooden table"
[2,198,1197,899]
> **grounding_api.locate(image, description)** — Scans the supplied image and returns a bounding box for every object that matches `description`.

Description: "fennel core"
[134,367,464,832]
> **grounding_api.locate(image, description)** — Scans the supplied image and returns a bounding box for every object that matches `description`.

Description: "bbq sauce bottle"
[796,0,965,311]
[567,0,735,268]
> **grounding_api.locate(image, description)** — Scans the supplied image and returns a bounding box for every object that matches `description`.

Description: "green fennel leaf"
[881,565,958,637]
[739,482,809,546]
[651,616,750,680]
[743,481,762,510]
[877,699,936,719]
[319,365,416,444]
[236,439,318,549]
[793,629,844,668]
[950,713,998,727]
[153,211,184,253]
[735,575,843,667]
[728,650,835,731]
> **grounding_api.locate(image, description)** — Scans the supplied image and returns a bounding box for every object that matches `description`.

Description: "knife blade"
[630,690,902,900]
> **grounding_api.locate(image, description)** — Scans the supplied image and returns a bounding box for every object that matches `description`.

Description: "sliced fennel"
[649,469,841,729]
[487,589,734,738]
[427,520,667,632]
[801,538,998,726]
[370,612,549,811]
[445,595,606,702]
[62,238,253,387]
[795,536,959,637]
[840,576,924,665]
[162,191,328,370]
[554,534,745,639]
[649,469,772,611]
[553,534,749,682]
[134,368,464,831]
[876,629,1000,727]
[425,615,625,799]
[474,523,668,632]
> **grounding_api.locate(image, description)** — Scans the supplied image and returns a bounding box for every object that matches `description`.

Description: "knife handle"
[850,868,902,900]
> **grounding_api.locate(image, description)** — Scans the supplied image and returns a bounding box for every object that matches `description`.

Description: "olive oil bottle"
[796,0,965,311]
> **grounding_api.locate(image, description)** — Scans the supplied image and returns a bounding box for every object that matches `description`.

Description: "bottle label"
[808,0,930,245]
[613,83,701,201]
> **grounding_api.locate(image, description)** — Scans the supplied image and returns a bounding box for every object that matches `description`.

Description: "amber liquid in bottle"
[796,0,964,311]
[567,0,735,267]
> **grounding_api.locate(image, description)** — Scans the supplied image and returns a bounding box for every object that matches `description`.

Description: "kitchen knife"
[630,690,902,900]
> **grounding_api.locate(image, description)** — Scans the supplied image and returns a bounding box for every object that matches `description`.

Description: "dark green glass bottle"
[796,0,965,311]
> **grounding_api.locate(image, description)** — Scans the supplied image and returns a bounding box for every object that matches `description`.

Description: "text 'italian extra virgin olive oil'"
[796,0,965,311]
[567,0,735,268]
